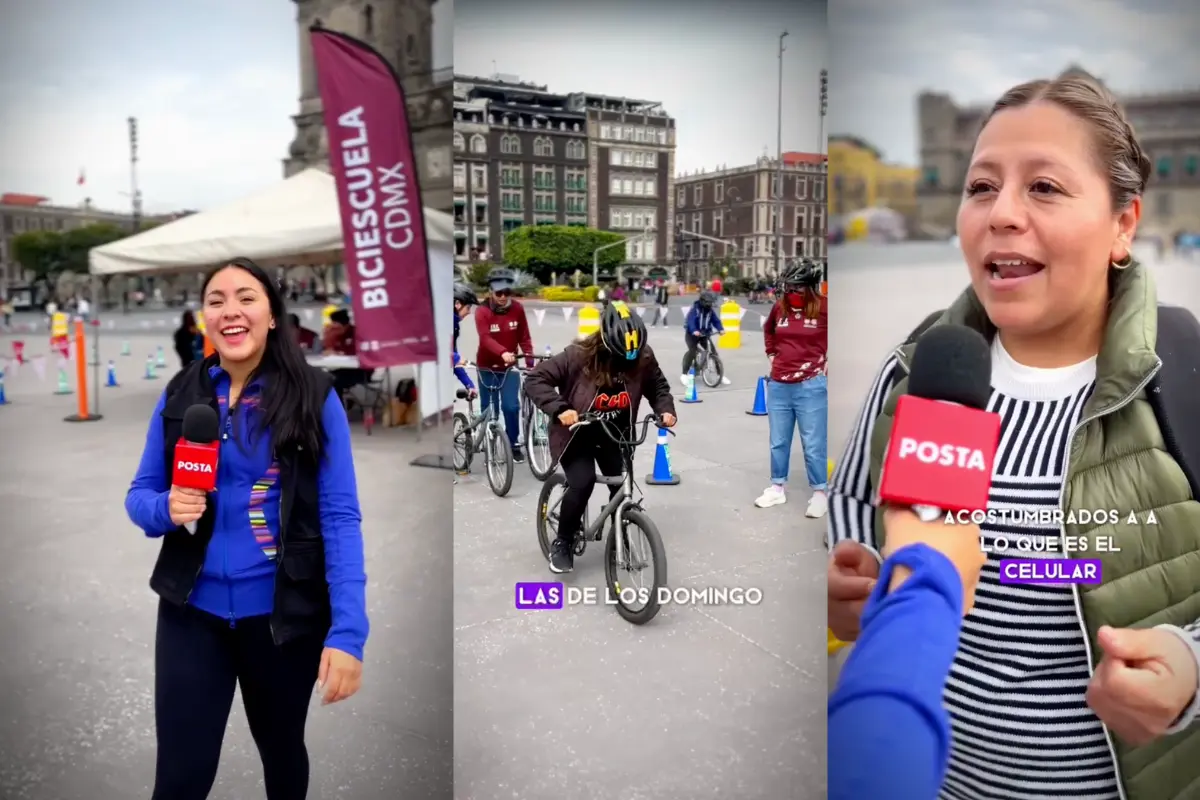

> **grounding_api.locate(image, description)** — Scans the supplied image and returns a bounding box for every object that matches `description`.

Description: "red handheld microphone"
[172,404,221,492]
[878,325,1000,521]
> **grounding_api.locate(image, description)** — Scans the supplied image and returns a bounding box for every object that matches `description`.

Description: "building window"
[814,179,826,201]
[677,187,686,207]
[565,169,586,190]
[795,208,806,234]
[1157,156,1172,179]
[533,191,555,212]
[453,164,466,191]
[470,134,486,154]
[796,177,807,199]
[500,164,522,187]
[566,140,585,159]
[771,176,780,198]
[715,180,724,204]
[675,214,684,231]
[566,195,586,214]
[657,129,667,145]
[793,239,804,257]
[712,210,723,237]
[473,201,487,224]
[500,190,522,211]
[644,238,657,261]
[500,134,521,155]
[814,206,826,233]
[691,212,701,232]
[471,165,486,192]
[453,132,465,151]
[693,185,702,204]
[363,4,373,36]
[601,124,612,139]
[1187,155,1199,177]
[534,137,554,157]
[610,149,622,166]
[534,166,555,189]
[922,166,937,187]
[745,238,755,256]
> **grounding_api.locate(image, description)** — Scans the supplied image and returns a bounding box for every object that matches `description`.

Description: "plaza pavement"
[452,312,827,800]
[0,331,453,799]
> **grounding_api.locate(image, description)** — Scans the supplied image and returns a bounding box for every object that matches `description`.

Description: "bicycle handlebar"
[568,412,675,447]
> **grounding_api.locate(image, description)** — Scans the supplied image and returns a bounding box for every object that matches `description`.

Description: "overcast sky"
[0,0,453,215]
[455,0,826,176]
[831,0,1200,166]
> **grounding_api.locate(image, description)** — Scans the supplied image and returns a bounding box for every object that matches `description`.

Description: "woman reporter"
[827,75,1200,799]
[125,257,369,800]
[523,301,676,574]
[829,510,985,800]
[756,258,828,516]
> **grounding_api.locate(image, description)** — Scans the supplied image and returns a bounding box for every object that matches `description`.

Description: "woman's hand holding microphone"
[168,485,207,527]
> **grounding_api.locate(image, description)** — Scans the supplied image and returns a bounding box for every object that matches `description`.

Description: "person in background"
[523,301,676,573]
[323,308,372,401]
[173,310,204,369]
[453,282,478,399]
[611,283,626,302]
[474,267,535,463]
[652,278,670,327]
[756,258,828,516]
[125,257,367,799]
[1,297,12,329]
[288,312,317,352]
[828,75,1200,799]
[682,290,731,385]
[710,275,723,295]
[829,509,986,800]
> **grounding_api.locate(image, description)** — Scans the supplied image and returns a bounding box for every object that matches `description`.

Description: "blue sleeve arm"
[125,390,175,537]
[684,307,698,335]
[828,544,963,800]
[713,314,725,333]
[453,351,474,389]
[317,390,370,661]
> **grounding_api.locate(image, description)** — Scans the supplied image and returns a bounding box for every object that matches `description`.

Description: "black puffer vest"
[149,355,335,644]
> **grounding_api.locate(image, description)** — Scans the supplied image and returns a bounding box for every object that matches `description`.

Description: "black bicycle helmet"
[453,282,478,306]
[486,267,515,292]
[698,290,717,309]
[779,258,822,291]
[599,300,647,362]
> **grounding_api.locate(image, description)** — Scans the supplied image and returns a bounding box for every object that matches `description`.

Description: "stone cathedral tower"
[284,0,453,211]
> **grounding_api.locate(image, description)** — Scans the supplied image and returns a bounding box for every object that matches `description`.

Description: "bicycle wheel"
[701,349,724,388]
[536,472,566,561]
[604,508,668,625]
[452,412,473,473]
[525,408,554,480]
[485,425,514,497]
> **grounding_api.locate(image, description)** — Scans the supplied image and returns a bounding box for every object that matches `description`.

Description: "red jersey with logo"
[763,297,827,383]
[474,300,534,370]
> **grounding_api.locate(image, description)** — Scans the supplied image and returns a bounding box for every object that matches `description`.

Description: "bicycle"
[452,363,515,497]
[535,413,671,625]
[692,334,725,388]
[519,356,555,480]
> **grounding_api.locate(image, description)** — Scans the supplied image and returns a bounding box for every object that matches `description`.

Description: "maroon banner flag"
[311,26,436,368]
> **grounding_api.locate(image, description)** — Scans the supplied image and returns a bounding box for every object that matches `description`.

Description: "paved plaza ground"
[0,331,453,799]
[452,310,827,800]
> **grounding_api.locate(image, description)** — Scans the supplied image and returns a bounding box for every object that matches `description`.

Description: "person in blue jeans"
[125,257,368,799]
[757,259,828,516]
[829,508,985,800]
[681,290,731,386]
[473,267,535,463]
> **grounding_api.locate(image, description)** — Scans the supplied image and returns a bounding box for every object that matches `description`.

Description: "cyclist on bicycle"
[682,290,731,386]
[524,301,677,574]
[474,266,535,463]
[453,282,478,399]
[756,258,828,515]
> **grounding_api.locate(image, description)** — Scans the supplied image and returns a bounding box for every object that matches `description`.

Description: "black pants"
[557,430,624,543]
[152,599,323,800]
[681,333,710,374]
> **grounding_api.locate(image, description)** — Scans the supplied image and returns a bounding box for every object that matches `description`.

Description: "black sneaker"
[549,539,574,573]
[512,446,525,464]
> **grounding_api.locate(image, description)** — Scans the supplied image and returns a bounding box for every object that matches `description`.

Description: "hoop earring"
[1111,254,1133,270]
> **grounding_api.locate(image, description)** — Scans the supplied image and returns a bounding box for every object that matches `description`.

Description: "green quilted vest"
[866,264,1200,800]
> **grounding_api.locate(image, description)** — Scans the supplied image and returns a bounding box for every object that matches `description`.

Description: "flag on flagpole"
[77,169,86,186]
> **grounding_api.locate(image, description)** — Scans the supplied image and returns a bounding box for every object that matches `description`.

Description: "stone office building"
[673,153,827,280]
[285,0,454,211]
[917,65,1200,239]
[453,74,676,271]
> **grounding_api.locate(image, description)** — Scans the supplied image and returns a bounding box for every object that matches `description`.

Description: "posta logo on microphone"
[177,461,213,473]
[172,438,220,492]
[878,394,1001,513]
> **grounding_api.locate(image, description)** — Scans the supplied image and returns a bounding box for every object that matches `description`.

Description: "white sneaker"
[720,376,731,386]
[679,374,690,387]
[806,491,828,518]
[754,485,786,508]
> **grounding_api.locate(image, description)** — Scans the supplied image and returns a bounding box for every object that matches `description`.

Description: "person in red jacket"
[474,267,535,462]
[757,258,828,516]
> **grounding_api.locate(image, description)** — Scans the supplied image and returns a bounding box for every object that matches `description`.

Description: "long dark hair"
[578,332,644,387]
[202,258,325,459]
[180,310,196,331]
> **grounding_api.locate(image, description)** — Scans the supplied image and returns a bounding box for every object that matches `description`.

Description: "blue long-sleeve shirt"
[125,365,370,660]
[684,303,724,336]
[453,314,474,390]
[828,544,963,800]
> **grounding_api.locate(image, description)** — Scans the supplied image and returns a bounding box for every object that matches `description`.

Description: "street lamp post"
[776,31,788,279]
[593,227,654,286]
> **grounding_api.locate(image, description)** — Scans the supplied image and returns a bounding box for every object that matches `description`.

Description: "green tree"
[12,222,129,298]
[504,225,624,284]
[466,261,493,287]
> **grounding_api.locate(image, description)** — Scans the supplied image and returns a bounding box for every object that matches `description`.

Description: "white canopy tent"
[88,167,452,274]
[88,167,455,419]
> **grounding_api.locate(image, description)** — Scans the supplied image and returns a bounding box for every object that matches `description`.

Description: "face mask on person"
[785,291,805,308]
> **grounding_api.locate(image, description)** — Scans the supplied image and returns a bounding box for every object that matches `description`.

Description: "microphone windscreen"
[182,404,221,444]
[907,324,992,410]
